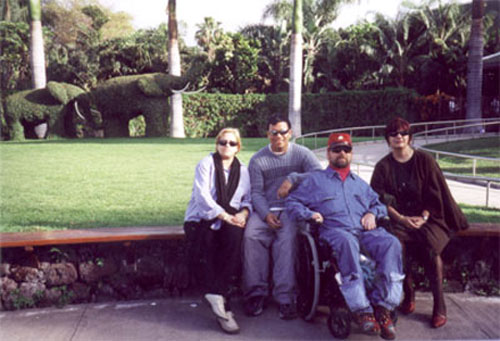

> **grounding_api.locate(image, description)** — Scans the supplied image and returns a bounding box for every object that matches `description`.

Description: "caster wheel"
[327,309,351,339]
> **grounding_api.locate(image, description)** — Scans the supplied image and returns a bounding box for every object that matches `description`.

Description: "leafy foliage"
[182,88,419,137]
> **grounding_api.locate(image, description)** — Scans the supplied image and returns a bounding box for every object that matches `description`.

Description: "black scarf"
[212,152,240,215]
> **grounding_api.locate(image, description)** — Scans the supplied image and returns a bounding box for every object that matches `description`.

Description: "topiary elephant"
[5,81,101,140]
[93,73,189,137]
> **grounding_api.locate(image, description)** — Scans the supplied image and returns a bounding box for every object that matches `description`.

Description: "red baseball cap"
[328,133,352,148]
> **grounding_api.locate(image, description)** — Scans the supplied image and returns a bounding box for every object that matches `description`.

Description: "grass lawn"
[426,137,500,178]
[1,137,498,233]
[0,138,269,233]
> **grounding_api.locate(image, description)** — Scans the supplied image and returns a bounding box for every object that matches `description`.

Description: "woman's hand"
[400,215,424,229]
[408,216,426,229]
[231,212,248,228]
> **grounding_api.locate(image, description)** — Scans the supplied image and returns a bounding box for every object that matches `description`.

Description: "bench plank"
[0,226,185,248]
[456,223,500,238]
[0,223,497,249]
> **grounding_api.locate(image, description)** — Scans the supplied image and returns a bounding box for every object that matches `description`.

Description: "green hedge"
[182,88,419,137]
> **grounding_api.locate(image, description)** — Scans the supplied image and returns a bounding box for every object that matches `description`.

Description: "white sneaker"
[204,294,228,320]
[217,311,240,334]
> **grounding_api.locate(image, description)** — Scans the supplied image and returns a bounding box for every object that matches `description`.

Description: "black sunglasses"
[269,129,290,136]
[329,145,352,153]
[388,130,410,137]
[218,139,238,147]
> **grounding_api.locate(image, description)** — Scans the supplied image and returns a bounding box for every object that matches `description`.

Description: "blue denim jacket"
[286,167,387,231]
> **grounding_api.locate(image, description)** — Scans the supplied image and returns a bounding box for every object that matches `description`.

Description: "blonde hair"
[215,127,242,151]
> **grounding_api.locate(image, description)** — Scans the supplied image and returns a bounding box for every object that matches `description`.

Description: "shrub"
[182,88,419,137]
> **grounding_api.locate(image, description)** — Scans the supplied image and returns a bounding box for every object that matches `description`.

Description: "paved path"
[313,137,500,209]
[1,292,499,340]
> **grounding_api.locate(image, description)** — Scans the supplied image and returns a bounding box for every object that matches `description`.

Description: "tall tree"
[240,24,290,93]
[167,0,185,137]
[264,0,356,93]
[195,17,224,62]
[465,0,485,130]
[289,0,303,137]
[28,0,46,88]
[372,13,428,88]
[410,0,470,96]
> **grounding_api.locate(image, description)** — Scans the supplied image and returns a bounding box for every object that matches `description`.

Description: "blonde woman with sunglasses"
[184,128,251,334]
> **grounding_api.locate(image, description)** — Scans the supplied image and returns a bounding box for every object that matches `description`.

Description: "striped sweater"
[248,143,322,220]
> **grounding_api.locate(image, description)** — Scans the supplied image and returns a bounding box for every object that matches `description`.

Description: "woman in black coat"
[371,117,469,328]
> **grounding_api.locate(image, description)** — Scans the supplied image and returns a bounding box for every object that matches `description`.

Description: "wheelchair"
[296,221,397,339]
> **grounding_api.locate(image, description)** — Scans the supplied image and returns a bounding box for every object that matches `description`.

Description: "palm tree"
[167,0,185,138]
[465,0,485,130]
[240,24,290,93]
[289,0,303,137]
[195,17,224,62]
[412,0,470,95]
[264,0,356,93]
[28,0,46,89]
[372,13,428,88]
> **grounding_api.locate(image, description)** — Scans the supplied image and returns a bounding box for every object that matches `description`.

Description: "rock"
[0,277,18,301]
[71,282,91,303]
[44,263,78,286]
[0,264,11,277]
[135,256,164,288]
[40,287,62,307]
[19,282,46,300]
[95,283,116,302]
[11,267,44,283]
[79,259,118,283]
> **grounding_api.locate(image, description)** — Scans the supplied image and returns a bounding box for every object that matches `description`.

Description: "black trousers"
[184,220,244,298]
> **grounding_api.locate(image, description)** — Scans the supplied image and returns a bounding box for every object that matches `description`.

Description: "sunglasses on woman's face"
[269,129,289,136]
[388,130,410,137]
[218,139,238,147]
[329,145,352,153]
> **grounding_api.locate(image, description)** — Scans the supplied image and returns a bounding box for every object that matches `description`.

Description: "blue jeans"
[320,227,404,313]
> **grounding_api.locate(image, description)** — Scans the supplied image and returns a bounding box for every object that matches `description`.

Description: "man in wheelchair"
[286,133,404,340]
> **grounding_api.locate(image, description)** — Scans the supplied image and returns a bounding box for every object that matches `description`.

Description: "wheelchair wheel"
[296,229,320,321]
[327,308,351,339]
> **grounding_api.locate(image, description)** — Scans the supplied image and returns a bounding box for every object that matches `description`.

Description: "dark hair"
[267,114,291,130]
[384,117,412,143]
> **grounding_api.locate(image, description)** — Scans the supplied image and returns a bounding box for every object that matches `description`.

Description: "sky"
[99,0,405,46]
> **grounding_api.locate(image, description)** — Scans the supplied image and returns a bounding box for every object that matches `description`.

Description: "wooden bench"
[455,223,500,238]
[0,225,185,249]
[0,222,497,250]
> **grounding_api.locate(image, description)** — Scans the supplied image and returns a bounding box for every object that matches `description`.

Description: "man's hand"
[277,179,293,199]
[310,212,324,224]
[361,212,376,230]
[265,213,282,229]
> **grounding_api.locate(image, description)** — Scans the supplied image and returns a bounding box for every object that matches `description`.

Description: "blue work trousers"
[320,227,404,313]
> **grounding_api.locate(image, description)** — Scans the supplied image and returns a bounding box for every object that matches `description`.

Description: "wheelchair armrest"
[377,216,391,228]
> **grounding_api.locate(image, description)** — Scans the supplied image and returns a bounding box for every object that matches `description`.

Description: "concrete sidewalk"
[1,292,499,340]
[313,138,500,209]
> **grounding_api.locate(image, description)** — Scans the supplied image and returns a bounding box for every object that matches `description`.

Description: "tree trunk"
[288,0,303,138]
[29,0,46,89]
[465,0,484,133]
[167,0,185,138]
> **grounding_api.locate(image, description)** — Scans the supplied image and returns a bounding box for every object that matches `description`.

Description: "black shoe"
[279,302,298,320]
[244,296,265,317]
